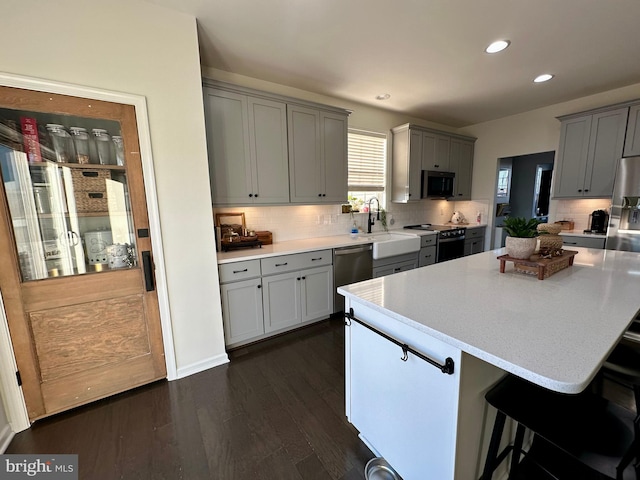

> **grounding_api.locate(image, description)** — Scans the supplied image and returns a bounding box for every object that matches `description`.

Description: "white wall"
[0,1,227,379]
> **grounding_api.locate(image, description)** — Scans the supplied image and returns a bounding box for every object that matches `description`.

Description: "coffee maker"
[586,210,609,234]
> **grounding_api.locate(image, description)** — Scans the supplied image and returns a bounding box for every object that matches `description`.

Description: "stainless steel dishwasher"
[333,244,373,313]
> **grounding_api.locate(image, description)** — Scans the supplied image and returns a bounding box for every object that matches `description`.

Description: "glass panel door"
[0,109,136,281]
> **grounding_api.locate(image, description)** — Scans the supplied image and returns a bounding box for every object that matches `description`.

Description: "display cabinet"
[0,85,166,421]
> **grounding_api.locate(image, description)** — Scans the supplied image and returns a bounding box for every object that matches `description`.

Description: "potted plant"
[502,216,540,259]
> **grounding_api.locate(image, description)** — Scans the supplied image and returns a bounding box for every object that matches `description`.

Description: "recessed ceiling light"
[534,74,554,83]
[375,93,391,101]
[485,40,510,54]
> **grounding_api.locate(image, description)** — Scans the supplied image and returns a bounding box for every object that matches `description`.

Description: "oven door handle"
[439,236,465,243]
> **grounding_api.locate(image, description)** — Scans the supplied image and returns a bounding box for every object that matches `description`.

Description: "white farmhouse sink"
[367,233,421,260]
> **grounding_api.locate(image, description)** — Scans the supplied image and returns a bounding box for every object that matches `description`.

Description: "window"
[347,129,387,211]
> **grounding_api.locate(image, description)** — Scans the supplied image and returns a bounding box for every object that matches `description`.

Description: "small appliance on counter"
[585,210,609,234]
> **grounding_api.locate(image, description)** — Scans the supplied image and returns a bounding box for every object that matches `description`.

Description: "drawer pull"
[564,241,578,245]
[311,257,322,261]
[275,262,288,267]
[233,268,248,274]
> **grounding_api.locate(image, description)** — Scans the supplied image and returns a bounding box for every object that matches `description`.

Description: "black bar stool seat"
[482,374,639,480]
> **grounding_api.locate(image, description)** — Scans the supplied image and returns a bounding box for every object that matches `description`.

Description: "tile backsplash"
[549,198,611,232]
[214,199,491,243]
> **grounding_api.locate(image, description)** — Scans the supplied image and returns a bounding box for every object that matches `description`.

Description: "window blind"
[348,130,386,192]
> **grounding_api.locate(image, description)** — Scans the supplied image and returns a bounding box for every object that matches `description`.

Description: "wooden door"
[0,86,166,421]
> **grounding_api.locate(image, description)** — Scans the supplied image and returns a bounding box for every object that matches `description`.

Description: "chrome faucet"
[367,197,380,233]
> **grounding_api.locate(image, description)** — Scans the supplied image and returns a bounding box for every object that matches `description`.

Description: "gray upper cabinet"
[204,87,289,205]
[203,80,350,206]
[422,132,451,171]
[450,138,474,200]
[554,107,628,198]
[288,106,348,204]
[391,126,423,202]
[624,104,640,157]
[391,123,476,203]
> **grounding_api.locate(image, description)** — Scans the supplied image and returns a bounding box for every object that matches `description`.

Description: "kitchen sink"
[366,233,421,260]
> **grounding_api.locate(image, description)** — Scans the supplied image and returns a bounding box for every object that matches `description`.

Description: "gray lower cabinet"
[203,88,290,205]
[219,260,265,345]
[262,265,333,333]
[624,104,640,157]
[464,227,485,256]
[218,250,334,348]
[554,107,628,198]
[373,252,419,278]
[561,236,605,249]
[288,106,348,204]
[418,234,437,267]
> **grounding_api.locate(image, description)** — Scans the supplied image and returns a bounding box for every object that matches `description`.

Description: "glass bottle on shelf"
[46,124,75,163]
[112,135,125,166]
[69,127,91,164]
[91,128,114,165]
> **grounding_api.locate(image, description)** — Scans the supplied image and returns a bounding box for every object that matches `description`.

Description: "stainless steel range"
[404,224,466,262]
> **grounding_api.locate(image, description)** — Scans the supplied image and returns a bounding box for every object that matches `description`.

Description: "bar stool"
[481,374,639,480]
[602,337,640,414]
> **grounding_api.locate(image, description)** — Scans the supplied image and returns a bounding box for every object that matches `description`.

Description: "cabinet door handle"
[584,189,589,192]
[142,251,155,292]
[249,193,253,197]
[275,262,288,267]
[302,276,306,280]
[233,268,248,273]
[255,194,258,197]
[318,193,322,197]
[434,164,439,168]
[394,267,401,272]
[322,194,326,197]
[297,277,301,281]
[578,189,582,192]
[257,284,261,289]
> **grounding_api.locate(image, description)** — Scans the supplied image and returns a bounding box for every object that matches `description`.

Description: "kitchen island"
[338,247,640,480]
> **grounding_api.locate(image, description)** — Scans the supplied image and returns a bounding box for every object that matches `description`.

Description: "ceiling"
[146,0,640,127]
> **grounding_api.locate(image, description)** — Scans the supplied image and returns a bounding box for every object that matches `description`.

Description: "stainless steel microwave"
[421,170,455,198]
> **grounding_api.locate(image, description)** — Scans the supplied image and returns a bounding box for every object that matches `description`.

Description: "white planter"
[505,236,537,259]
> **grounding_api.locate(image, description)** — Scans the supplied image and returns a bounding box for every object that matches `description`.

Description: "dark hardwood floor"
[6,316,374,480]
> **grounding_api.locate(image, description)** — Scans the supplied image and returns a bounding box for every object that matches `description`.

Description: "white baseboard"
[0,423,14,453]
[175,353,230,379]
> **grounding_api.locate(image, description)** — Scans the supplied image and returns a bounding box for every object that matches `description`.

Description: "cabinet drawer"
[561,236,605,249]
[219,259,261,283]
[420,234,437,248]
[465,227,485,239]
[419,246,437,267]
[261,249,332,275]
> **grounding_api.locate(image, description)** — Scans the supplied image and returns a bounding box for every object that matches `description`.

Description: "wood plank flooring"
[6,316,375,480]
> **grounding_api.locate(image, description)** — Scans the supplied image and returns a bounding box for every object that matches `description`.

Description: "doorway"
[493,151,555,248]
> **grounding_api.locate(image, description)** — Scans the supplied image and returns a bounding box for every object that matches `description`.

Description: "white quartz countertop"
[559,230,607,238]
[216,229,437,264]
[216,225,488,263]
[338,247,640,394]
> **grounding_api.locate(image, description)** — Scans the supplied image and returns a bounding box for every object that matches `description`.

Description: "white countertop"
[216,225,488,264]
[338,247,640,394]
[559,229,607,238]
[216,229,435,264]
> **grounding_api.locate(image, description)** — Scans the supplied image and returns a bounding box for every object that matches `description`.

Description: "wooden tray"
[498,250,578,280]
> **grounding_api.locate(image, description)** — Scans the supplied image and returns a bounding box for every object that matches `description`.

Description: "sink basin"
[367,233,421,259]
